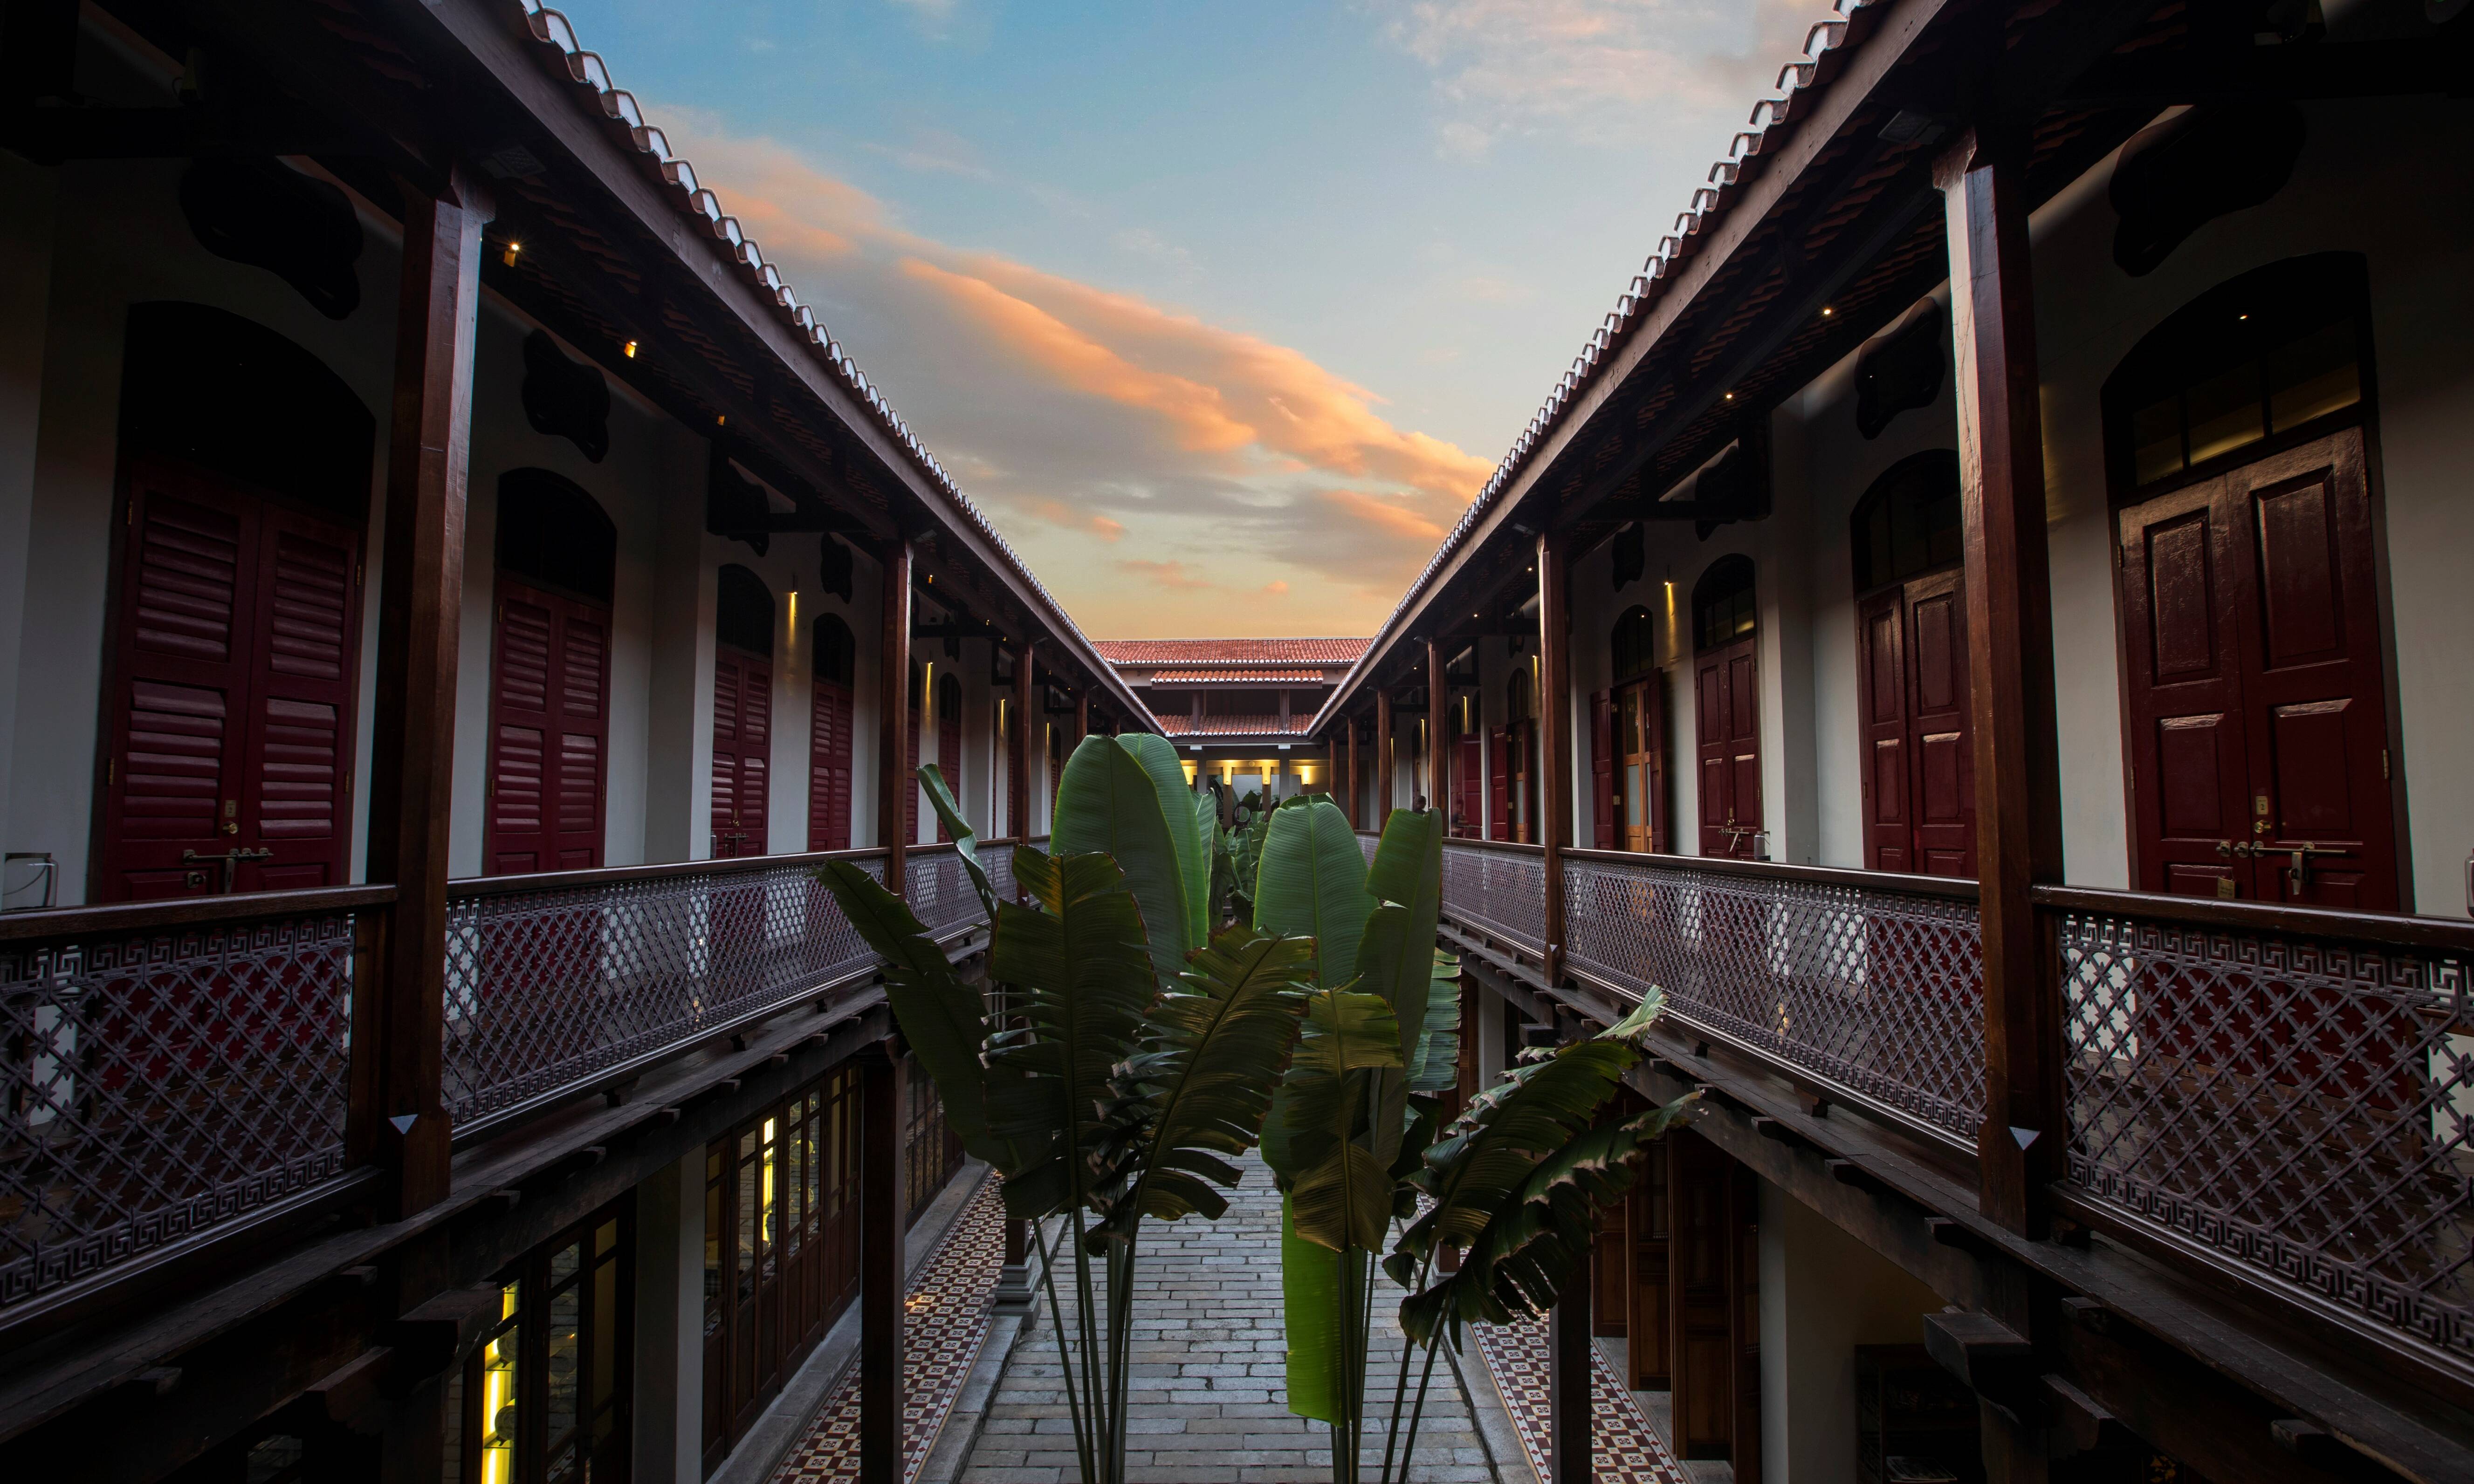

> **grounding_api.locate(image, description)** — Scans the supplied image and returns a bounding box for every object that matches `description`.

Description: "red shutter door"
[1726,642,1761,848]
[1589,688,1614,848]
[713,654,772,857]
[484,580,611,875]
[1695,640,1760,857]
[1856,589,1910,873]
[904,704,921,846]
[807,678,852,851]
[97,461,364,901]
[1902,570,1973,879]
[1487,728,1509,841]
[1454,735,1482,838]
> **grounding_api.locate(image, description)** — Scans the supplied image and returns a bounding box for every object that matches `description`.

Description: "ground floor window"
[445,1198,632,1484]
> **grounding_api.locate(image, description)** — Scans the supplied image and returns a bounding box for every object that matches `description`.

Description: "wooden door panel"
[712,655,772,857]
[1668,1131,1735,1460]
[1457,735,1484,840]
[2119,484,2255,896]
[124,679,230,844]
[1857,592,1910,873]
[1629,1147,1671,1389]
[808,679,853,851]
[488,584,609,874]
[1488,728,1510,841]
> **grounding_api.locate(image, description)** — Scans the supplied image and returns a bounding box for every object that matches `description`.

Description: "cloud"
[653,109,1497,635]
[1263,581,1290,596]
[1371,0,1839,158]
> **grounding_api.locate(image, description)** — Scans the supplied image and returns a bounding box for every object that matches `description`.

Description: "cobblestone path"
[960,1151,1502,1484]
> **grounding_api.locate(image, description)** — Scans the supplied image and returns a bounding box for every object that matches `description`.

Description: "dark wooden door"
[1488,728,1510,841]
[2116,429,2397,907]
[1591,689,1615,848]
[1629,1142,1671,1389]
[1729,1160,1762,1484]
[483,579,611,875]
[1454,735,1483,838]
[808,675,852,851]
[1667,1130,1735,1460]
[1616,678,1663,854]
[1695,638,1760,857]
[97,460,363,901]
[712,651,770,857]
[1857,572,1973,877]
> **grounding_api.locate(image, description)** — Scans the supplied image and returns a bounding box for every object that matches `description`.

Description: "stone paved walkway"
[961,1150,1501,1484]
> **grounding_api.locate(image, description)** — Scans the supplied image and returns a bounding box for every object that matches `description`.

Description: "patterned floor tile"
[1470,1317,1689,1484]
[772,1179,1006,1482]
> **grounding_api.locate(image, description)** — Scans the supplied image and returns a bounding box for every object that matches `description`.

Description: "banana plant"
[815,740,1313,1484]
[1251,799,1698,1484]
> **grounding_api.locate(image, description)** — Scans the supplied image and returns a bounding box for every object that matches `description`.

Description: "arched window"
[1691,555,1756,653]
[712,566,776,855]
[1505,665,1535,725]
[1611,606,1657,684]
[2103,252,2369,495]
[1850,451,1961,596]
[809,615,856,850]
[485,472,618,874]
[498,469,617,603]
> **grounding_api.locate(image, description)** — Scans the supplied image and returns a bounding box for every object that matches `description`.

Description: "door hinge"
[2383,748,2391,780]
[107,757,116,786]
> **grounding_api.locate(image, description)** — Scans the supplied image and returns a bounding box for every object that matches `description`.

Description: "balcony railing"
[1440,838,1548,957]
[1560,850,1984,1146]
[0,887,390,1313]
[2043,886,2474,1367]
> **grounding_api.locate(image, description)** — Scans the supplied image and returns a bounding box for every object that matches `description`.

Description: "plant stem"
[1393,1329,1445,1484]
[1375,1245,1434,1484]
[1068,1207,1109,1484]
[1031,1219,1096,1484]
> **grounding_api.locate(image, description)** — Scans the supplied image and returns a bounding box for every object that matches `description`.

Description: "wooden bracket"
[1923,1310,2041,1421]
[2044,1374,2140,1456]
[380,1285,504,1395]
[1827,1158,1889,1195]
[308,1347,392,1430]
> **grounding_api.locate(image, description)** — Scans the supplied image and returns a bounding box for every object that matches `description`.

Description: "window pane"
[480,1288,521,1484]
[1626,765,1645,827]
[591,1251,621,1421]
[1923,486,1962,573]
[2186,361,2265,466]
[2269,319,2361,431]
[2131,397,2184,485]
[546,1268,582,1455]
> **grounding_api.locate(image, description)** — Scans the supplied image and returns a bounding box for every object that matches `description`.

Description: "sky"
[557,0,1839,637]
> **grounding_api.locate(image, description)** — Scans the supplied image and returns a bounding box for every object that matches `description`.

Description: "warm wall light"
[501,240,522,267]
[1821,306,1833,317]
[623,340,638,358]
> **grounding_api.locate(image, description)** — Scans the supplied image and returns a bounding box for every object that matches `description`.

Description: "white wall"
[0,152,56,905]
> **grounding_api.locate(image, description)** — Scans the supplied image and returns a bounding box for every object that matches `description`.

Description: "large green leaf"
[1051,735,1190,985]
[1280,1195,1347,1423]
[1091,927,1311,1245]
[1116,732,1210,951]
[1281,989,1402,1252]
[916,762,996,921]
[985,847,1160,1220]
[1405,951,1462,1095]
[1251,798,1373,990]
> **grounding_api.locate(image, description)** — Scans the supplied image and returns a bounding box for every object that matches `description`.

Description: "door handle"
[2214,840,2257,859]
[2272,841,2348,894]
[184,847,272,893]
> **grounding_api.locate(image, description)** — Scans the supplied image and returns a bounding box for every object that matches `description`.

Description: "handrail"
[2031,881,2474,952]
[1565,846,1980,901]
[1439,836,1547,857]
[447,847,890,900]
[0,883,397,941]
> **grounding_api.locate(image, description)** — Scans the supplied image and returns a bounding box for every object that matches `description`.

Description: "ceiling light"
[1821,306,1834,317]
[622,340,638,358]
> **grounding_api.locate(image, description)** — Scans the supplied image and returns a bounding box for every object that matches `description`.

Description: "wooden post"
[1537,532,1572,985]
[1376,688,1395,828]
[1549,1253,1592,1484]
[1425,639,1448,819]
[365,168,488,1219]
[878,540,913,887]
[859,1041,906,1484]
[1009,641,1034,847]
[1343,715,1359,829]
[1938,129,2066,1239]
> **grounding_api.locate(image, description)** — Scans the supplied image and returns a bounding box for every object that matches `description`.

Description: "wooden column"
[859,1041,907,1484]
[1375,688,1395,828]
[1537,532,1572,985]
[1425,639,1448,816]
[878,540,914,885]
[1938,128,2066,1238]
[1549,1235,1593,1484]
[1343,716,1359,828]
[1009,641,1034,847]
[364,169,489,1219]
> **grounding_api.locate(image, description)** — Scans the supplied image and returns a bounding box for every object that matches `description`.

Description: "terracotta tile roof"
[1157,714,1313,737]
[1095,638,1370,666]
[1148,669,1326,685]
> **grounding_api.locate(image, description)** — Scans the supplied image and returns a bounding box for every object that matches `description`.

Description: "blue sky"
[558,0,1834,636]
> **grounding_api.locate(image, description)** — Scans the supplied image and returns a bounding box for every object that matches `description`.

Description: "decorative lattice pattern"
[981,842,1018,909]
[1561,855,1985,1139]
[905,851,987,939]
[2058,907,2474,1358]
[1441,842,1547,955]
[1358,831,1379,866]
[442,857,885,1127]
[0,906,363,1308]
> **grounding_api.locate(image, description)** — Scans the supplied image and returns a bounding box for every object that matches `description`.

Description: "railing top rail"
[0,883,398,942]
[446,847,891,900]
[1562,846,1982,901]
[1441,836,1548,858]
[2031,882,2474,954]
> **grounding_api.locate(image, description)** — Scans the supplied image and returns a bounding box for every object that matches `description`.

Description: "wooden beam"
[1536,532,1571,985]
[1938,127,2066,1239]
[879,540,914,875]
[859,1041,906,1484]
[1426,638,1448,814]
[365,167,491,1221]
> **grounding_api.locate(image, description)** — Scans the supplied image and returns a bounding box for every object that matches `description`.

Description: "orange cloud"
[1119,559,1214,591]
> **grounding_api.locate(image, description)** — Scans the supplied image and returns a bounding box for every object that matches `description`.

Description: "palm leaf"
[1117,732,1210,951]
[1405,952,1462,1095]
[916,762,996,921]
[1251,798,1372,990]
[1051,735,1192,986]
[1281,989,1403,1251]
[1280,1195,1348,1424]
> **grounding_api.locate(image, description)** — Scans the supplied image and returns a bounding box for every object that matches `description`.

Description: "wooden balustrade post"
[1938,127,2067,1238]
[365,167,489,1220]
[1376,689,1395,829]
[1426,639,1448,819]
[1537,532,1572,985]
[859,1039,907,1484]
[1343,716,1359,829]
[879,540,914,890]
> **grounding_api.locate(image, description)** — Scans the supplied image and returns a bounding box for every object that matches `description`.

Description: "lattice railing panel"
[983,842,1019,909]
[1440,843,1547,955]
[443,857,884,1125]
[906,851,987,938]
[1563,855,1985,1139]
[2057,906,2474,1359]
[0,905,364,1307]
[1359,833,1379,867]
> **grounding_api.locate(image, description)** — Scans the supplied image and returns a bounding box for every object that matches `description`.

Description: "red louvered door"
[713,653,771,857]
[1487,729,1509,841]
[97,460,364,900]
[903,702,921,847]
[1695,639,1760,857]
[1590,689,1615,848]
[807,677,852,851]
[484,580,611,875]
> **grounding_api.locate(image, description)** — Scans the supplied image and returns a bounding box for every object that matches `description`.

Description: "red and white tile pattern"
[1470,1317,1690,1484]
[772,1179,1005,1483]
